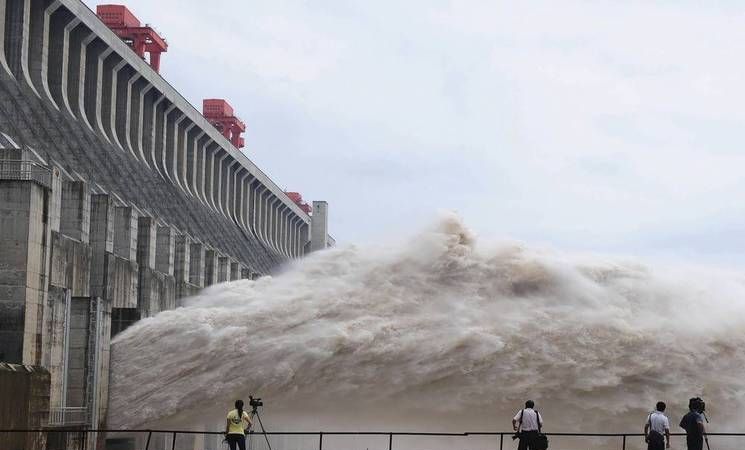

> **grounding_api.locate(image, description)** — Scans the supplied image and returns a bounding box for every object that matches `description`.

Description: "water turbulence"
[109,214,745,448]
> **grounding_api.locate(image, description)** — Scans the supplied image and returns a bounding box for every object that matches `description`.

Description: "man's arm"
[225,418,230,436]
[512,410,521,431]
[664,427,670,448]
[644,423,650,441]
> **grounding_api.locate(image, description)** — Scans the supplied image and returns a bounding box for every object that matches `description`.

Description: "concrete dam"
[0,0,332,447]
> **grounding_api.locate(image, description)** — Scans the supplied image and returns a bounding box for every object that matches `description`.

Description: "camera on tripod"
[690,397,706,414]
[249,395,263,410]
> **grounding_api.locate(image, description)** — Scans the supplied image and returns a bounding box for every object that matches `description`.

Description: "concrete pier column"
[89,194,114,299]
[174,235,190,282]
[188,242,205,288]
[230,261,241,281]
[0,157,53,364]
[155,226,175,276]
[204,248,218,286]
[136,216,159,318]
[174,235,192,299]
[60,180,90,243]
[241,268,252,280]
[310,201,329,252]
[136,217,156,270]
[92,197,138,312]
[113,206,138,261]
[137,223,176,318]
[217,255,229,283]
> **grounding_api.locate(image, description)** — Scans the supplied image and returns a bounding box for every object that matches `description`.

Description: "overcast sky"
[84,0,745,266]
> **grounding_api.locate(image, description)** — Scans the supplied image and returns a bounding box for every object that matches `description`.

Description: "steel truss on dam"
[0,0,332,446]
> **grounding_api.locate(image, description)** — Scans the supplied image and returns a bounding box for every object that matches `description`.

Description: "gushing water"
[109,214,745,449]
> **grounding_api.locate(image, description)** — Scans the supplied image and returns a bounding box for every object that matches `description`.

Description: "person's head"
[525,400,535,409]
[656,401,666,412]
[689,398,701,411]
[235,399,244,414]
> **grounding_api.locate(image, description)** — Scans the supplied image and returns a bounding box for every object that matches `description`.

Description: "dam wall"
[0,0,333,444]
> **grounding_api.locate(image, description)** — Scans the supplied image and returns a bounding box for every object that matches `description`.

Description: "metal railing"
[0,159,52,188]
[48,407,88,426]
[1,429,745,450]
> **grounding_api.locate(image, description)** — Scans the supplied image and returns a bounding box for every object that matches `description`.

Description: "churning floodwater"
[109,214,745,449]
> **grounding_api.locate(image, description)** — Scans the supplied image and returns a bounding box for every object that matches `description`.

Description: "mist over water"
[109,214,745,449]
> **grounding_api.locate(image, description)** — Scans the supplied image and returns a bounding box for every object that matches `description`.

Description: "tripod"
[702,412,711,450]
[247,405,273,450]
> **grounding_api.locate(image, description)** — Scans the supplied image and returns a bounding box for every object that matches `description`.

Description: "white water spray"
[109,214,745,449]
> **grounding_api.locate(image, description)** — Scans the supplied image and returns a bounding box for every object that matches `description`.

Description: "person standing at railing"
[644,401,671,450]
[225,399,253,450]
[511,400,544,450]
[680,398,707,450]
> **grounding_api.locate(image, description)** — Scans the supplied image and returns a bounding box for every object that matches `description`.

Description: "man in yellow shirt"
[225,399,253,450]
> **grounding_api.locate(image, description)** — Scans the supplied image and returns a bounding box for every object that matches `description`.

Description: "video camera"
[690,397,706,414]
[249,395,263,410]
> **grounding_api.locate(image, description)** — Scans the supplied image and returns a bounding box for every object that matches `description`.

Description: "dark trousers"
[686,435,703,450]
[647,431,665,450]
[518,430,539,450]
[226,434,246,450]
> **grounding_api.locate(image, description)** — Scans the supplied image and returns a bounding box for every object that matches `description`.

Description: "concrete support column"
[174,235,191,299]
[113,206,138,261]
[217,255,229,283]
[204,248,218,286]
[188,242,205,288]
[136,216,157,318]
[108,60,127,150]
[136,217,156,270]
[310,201,329,252]
[89,194,114,299]
[230,261,241,281]
[136,84,155,166]
[0,168,51,364]
[60,180,90,243]
[240,268,252,279]
[0,0,14,77]
[155,226,175,276]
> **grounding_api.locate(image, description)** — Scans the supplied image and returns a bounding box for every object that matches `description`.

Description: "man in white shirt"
[644,401,671,450]
[512,400,543,450]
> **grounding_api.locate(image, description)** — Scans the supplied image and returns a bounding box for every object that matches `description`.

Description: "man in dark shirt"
[679,398,706,450]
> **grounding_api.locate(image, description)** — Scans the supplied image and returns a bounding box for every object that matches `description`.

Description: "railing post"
[319,432,323,450]
[388,433,393,450]
[171,431,177,450]
[622,434,626,450]
[499,433,504,450]
[145,431,152,450]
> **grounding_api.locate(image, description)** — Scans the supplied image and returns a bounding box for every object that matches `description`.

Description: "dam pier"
[0,1,332,448]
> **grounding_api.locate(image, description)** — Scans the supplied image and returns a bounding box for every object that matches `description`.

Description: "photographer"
[679,398,706,450]
[225,399,253,450]
[512,400,544,450]
[644,401,670,450]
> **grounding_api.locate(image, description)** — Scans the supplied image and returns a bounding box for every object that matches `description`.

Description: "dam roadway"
[0,0,332,447]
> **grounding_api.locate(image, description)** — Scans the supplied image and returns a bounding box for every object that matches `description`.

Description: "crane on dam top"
[96,4,168,72]
[203,99,247,149]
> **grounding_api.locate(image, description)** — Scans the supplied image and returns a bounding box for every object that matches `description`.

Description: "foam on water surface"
[109,214,745,448]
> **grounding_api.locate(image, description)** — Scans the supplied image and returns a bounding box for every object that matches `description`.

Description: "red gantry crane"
[203,99,246,149]
[96,4,168,72]
[286,192,312,214]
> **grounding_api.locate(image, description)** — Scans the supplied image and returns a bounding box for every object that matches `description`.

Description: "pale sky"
[84,0,745,266]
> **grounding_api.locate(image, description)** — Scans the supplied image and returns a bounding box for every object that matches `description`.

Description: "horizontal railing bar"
[3,429,745,437]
